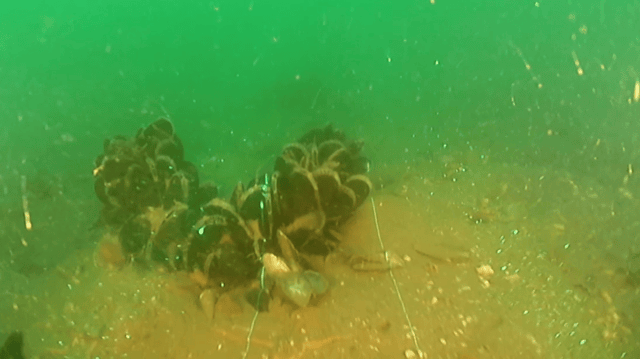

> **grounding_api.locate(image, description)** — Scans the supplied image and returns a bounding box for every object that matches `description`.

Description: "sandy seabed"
[1,152,637,359]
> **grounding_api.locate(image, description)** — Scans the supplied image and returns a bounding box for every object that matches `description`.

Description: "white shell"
[263,253,291,278]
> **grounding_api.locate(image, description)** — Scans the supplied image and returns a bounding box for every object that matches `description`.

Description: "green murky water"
[1,0,639,358]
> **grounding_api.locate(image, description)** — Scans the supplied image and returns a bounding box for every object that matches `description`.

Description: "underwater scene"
[1,0,639,358]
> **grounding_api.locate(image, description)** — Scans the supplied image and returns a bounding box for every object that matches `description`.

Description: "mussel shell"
[153,204,190,249]
[278,273,312,307]
[297,124,345,146]
[280,167,321,219]
[190,182,218,209]
[94,177,109,204]
[281,143,310,165]
[317,140,345,165]
[325,147,351,172]
[345,174,373,208]
[350,156,371,175]
[274,155,300,176]
[155,139,184,162]
[119,215,152,255]
[245,287,270,312]
[164,173,189,207]
[155,155,177,183]
[313,167,341,212]
[124,164,150,193]
[180,160,200,196]
[193,221,226,246]
[324,184,356,220]
[301,270,329,295]
[215,242,260,278]
[239,185,267,221]
[101,157,130,183]
[200,198,254,246]
[202,198,240,222]
[230,182,244,209]
[142,118,175,140]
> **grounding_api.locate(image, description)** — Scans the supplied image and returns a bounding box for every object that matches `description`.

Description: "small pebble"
[404,349,417,359]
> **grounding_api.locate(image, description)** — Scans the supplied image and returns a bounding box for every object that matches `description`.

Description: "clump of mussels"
[93,119,217,267]
[93,120,372,309]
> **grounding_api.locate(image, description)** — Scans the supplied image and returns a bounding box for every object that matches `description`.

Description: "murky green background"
[1,0,639,357]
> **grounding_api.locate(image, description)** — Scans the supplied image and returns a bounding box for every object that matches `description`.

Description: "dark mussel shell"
[180,160,200,197]
[94,176,109,205]
[142,118,175,141]
[330,185,356,219]
[313,167,341,215]
[155,138,184,162]
[187,201,258,279]
[155,155,178,184]
[153,204,190,251]
[239,183,274,241]
[281,143,310,166]
[276,167,321,226]
[274,155,298,176]
[164,173,190,208]
[317,140,345,165]
[120,215,152,255]
[238,185,267,221]
[345,174,373,209]
[200,199,254,246]
[214,241,260,278]
[189,182,218,210]
[202,198,242,224]
[297,124,345,146]
[100,157,131,184]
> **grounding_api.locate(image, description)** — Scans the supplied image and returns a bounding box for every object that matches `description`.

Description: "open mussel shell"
[119,215,152,255]
[345,174,373,208]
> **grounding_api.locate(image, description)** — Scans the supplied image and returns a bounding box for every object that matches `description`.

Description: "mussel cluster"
[93,119,217,266]
[93,119,372,308]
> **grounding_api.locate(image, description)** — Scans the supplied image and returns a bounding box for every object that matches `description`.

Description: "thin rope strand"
[241,266,266,359]
[370,197,424,358]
